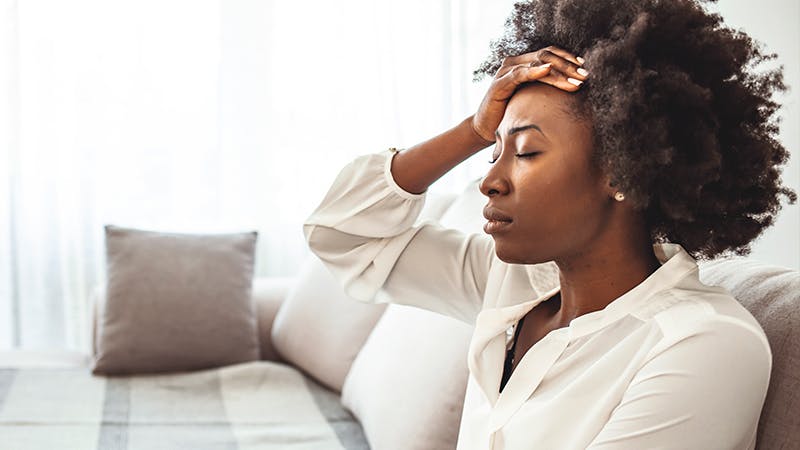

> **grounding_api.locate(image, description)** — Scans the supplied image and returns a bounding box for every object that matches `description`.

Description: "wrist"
[466,115,496,148]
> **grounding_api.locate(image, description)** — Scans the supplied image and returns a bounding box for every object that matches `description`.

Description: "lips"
[483,205,513,234]
[484,219,513,234]
[483,206,513,222]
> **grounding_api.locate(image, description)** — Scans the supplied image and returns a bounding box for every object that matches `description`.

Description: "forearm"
[389,115,495,195]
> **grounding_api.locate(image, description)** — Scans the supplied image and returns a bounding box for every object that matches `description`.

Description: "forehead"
[500,82,575,131]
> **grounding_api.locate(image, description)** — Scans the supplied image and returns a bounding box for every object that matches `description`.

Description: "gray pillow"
[92,224,260,375]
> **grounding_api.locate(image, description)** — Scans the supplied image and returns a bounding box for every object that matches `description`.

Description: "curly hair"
[473,0,797,261]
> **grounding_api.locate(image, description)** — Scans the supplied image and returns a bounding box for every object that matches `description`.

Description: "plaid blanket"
[0,360,369,449]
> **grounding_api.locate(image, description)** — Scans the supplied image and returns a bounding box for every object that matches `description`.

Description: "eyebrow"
[495,124,547,140]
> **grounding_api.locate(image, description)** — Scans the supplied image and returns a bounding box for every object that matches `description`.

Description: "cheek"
[494,171,604,264]
[553,172,609,242]
[517,163,605,233]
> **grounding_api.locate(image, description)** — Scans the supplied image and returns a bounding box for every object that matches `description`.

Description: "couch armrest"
[252,276,297,362]
[88,277,298,364]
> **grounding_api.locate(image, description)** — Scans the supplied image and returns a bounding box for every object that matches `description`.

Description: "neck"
[550,218,662,326]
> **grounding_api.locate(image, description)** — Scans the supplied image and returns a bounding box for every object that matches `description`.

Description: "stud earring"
[614,191,625,202]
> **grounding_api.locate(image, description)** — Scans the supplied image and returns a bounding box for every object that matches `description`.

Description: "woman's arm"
[303,147,497,324]
[389,115,494,195]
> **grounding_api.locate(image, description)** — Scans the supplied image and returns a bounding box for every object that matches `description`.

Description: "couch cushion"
[340,303,473,450]
[0,360,368,448]
[698,258,799,450]
[251,277,297,362]
[92,224,260,375]
[270,256,388,393]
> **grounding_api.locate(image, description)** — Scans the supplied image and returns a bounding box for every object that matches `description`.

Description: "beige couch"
[1,177,796,450]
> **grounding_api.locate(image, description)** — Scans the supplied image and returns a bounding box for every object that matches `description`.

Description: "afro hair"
[473,0,797,260]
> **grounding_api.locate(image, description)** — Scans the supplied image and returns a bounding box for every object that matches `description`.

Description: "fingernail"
[539,62,552,68]
[576,56,586,65]
[567,77,583,86]
[577,67,589,76]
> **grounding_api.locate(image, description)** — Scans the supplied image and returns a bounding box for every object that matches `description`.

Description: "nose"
[479,154,510,198]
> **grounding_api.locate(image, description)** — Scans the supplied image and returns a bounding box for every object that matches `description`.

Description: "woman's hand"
[471,46,589,143]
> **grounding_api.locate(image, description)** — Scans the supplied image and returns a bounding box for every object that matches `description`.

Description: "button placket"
[489,329,571,433]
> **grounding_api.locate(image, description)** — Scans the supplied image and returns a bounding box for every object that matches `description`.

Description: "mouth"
[483,219,513,234]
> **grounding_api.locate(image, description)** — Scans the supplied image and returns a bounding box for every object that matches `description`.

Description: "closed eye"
[488,152,541,164]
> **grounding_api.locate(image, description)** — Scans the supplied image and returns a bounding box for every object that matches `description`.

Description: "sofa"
[0,176,797,450]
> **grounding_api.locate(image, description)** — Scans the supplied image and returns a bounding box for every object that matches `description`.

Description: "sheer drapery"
[0,0,517,351]
[3,0,797,353]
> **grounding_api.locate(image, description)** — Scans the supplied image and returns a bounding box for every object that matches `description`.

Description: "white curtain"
[0,0,518,351]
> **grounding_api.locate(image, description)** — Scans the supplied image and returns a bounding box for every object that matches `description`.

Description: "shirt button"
[505,326,515,349]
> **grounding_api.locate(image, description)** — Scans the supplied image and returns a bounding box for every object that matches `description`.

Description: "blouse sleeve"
[585,317,772,450]
[302,148,495,325]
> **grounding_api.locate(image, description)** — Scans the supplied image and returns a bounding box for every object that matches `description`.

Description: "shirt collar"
[467,242,699,405]
[567,242,699,337]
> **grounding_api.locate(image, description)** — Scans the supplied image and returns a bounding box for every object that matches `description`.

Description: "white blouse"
[303,148,772,450]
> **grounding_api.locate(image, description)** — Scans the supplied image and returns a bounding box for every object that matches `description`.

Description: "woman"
[303,0,796,448]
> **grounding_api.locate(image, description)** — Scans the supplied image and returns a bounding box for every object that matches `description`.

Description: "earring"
[614,191,625,202]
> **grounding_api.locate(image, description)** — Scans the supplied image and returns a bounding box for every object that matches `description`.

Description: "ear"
[601,173,620,200]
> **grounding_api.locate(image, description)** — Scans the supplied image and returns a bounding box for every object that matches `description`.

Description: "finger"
[497,47,588,81]
[495,52,539,78]
[541,46,584,68]
[493,63,553,99]
[537,50,589,82]
[535,69,584,92]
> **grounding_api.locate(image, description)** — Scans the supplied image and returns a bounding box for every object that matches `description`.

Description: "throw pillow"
[270,255,388,392]
[340,303,473,450]
[92,224,260,375]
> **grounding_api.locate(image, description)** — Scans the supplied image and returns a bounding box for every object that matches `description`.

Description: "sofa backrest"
[698,258,799,449]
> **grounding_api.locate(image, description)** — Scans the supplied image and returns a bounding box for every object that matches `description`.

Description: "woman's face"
[479,81,613,265]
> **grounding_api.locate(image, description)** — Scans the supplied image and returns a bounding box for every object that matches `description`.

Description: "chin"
[492,243,527,264]
[493,240,550,265]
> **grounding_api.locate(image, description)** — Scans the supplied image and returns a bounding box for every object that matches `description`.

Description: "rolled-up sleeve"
[303,148,495,325]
